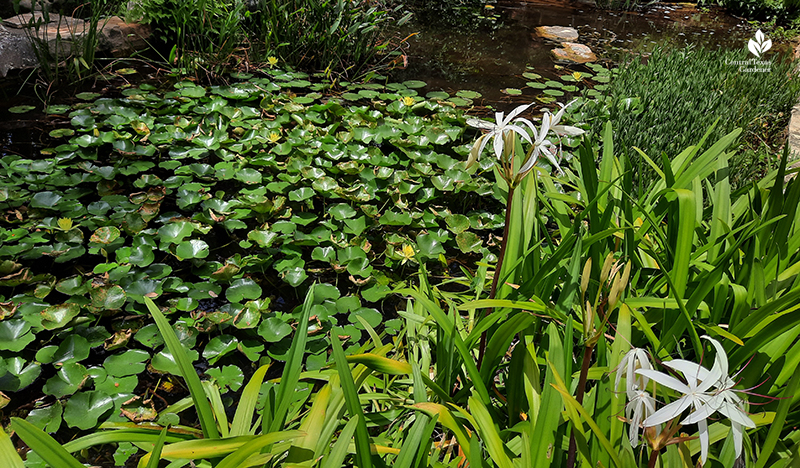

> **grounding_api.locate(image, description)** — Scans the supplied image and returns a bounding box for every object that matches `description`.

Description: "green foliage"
[246,0,410,76]
[581,45,800,191]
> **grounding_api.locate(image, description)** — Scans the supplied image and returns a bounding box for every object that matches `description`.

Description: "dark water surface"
[391,0,762,106]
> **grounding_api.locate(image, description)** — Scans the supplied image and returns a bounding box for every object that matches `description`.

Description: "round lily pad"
[8,105,35,114]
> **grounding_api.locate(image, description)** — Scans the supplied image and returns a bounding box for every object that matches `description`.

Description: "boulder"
[551,42,597,64]
[97,16,151,57]
[2,13,85,58]
[534,26,579,42]
[0,13,150,76]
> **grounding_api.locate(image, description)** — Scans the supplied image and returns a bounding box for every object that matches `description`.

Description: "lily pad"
[226,278,262,303]
[9,105,35,114]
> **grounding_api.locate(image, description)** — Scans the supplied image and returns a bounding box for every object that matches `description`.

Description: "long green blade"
[230,364,270,436]
[144,297,220,440]
[331,332,373,468]
[0,424,25,468]
[10,418,85,468]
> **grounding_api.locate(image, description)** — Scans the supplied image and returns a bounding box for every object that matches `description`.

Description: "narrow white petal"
[642,397,692,426]
[702,335,729,379]
[636,369,691,394]
[505,103,533,123]
[732,421,743,458]
[494,112,505,125]
[698,419,709,463]
[492,135,504,160]
[507,125,533,145]
[467,118,495,130]
[717,399,755,428]
[551,125,585,136]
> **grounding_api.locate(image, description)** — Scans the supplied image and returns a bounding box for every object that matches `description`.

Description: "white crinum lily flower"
[637,361,720,464]
[517,100,585,175]
[466,103,535,167]
[636,336,753,464]
[678,337,755,459]
[615,348,655,447]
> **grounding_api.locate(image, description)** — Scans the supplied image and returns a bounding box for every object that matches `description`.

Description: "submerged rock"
[0,13,150,76]
[551,42,597,64]
[534,26,579,42]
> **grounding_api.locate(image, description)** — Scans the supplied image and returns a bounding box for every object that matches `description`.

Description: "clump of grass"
[583,45,800,191]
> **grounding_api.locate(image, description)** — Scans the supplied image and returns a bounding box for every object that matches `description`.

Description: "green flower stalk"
[466,101,584,366]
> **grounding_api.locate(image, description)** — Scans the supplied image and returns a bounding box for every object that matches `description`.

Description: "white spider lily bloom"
[466,103,535,167]
[517,100,585,175]
[615,347,654,394]
[677,337,755,458]
[626,386,656,448]
[637,345,725,464]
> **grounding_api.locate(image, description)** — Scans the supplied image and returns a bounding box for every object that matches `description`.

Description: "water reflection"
[391,0,759,105]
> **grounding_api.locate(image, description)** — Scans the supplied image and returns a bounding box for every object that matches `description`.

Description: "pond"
[392,0,759,106]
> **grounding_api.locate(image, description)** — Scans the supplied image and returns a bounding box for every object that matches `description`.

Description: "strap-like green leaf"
[144,297,220,440]
[10,418,84,468]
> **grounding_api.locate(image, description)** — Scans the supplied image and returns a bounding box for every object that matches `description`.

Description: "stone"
[534,26,579,42]
[551,42,597,64]
[97,16,151,57]
[0,14,150,76]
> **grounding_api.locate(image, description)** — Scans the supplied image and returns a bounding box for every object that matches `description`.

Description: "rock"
[0,13,150,76]
[0,26,39,76]
[97,16,151,57]
[18,0,53,12]
[534,26,579,42]
[551,42,597,64]
[2,13,86,58]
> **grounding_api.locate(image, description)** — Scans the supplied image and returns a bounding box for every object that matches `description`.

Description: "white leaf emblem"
[748,29,771,58]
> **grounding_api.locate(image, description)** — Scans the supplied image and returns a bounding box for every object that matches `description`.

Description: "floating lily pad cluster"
[0,69,507,435]
[502,63,614,103]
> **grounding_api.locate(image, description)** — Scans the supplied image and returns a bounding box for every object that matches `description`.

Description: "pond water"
[391,0,760,106]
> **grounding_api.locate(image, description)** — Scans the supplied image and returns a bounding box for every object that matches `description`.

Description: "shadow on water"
[391,0,758,106]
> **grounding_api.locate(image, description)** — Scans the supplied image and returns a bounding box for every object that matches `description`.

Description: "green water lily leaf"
[90,285,127,312]
[361,284,391,303]
[281,267,307,287]
[226,278,262,303]
[205,365,244,392]
[203,335,238,365]
[43,362,88,398]
[63,390,113,430]
[26,401,63,433]
[50,335,90,366]
[134,324,163,349]
[403,80,427,89]
[30,191,62,209]
[456,231,483,253]
[55,276,89,295]
[416,232,446,258]
[380,211,412,226]
[0,358,40,392]
[46,104,70,114]
[103,349,149,377]
[49,128,74,138]
[289,187,314,201]
[312,246,335,262]
[175,239,209,259]
[330,205,356,221]
[235,168,262,184]
[158,222,194,245]
[504,88,523,95]
[9,105,35,114]
[0,320,34,352]
[40,303,81,330]
[445,214,470,234]
[258,316,293,343]
[76,92,101,100]
[150,348,199,376]
[247,230,278,248]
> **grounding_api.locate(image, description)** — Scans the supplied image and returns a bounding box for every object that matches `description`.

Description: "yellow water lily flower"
[57,218,74,231]
[399,244,415,265]
[401,96,415,106]
[267,56,279,67]
[267,132,281,143]
[572,71,583,81]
